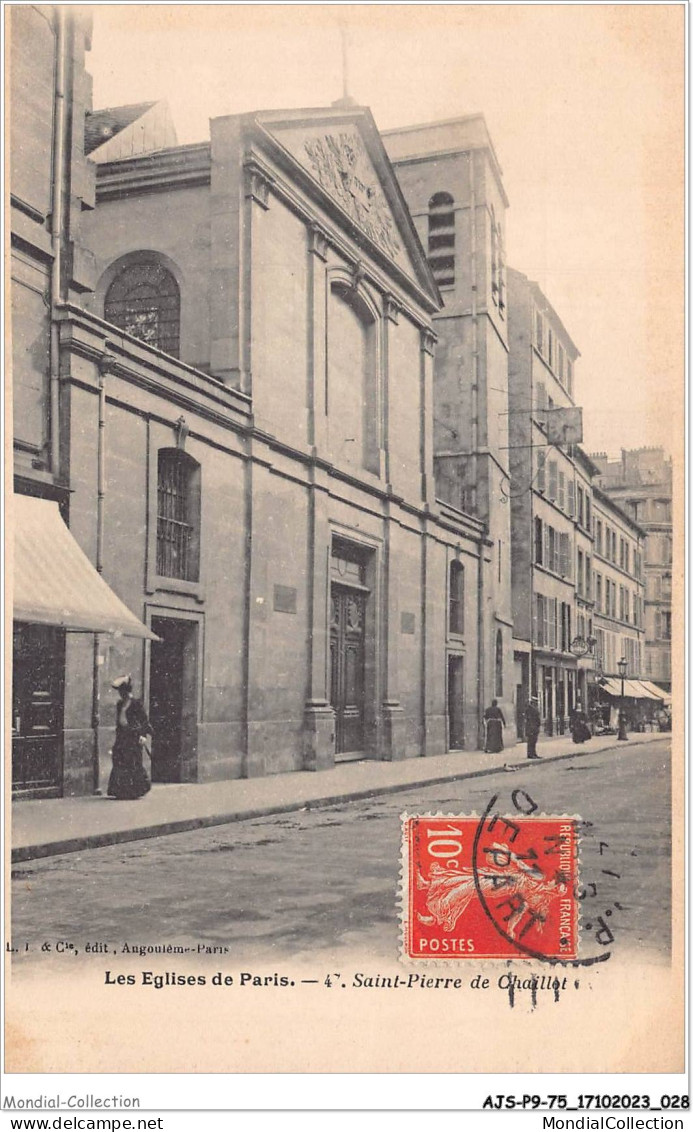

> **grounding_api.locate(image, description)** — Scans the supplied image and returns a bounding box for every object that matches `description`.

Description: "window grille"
[156,450,198,580]
[105,261,180,358]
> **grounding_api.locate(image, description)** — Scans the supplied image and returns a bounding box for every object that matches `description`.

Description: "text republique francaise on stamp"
[401,813,579,961]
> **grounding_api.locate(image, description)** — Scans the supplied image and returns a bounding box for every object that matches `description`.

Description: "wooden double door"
[329,584,366,758]
[12,623,64,793]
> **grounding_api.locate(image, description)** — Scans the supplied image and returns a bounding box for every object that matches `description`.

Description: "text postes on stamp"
[401,814,579,961]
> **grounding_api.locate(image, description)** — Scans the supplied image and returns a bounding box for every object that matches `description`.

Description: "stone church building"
[11,6,510,800]
[77,102,494,789]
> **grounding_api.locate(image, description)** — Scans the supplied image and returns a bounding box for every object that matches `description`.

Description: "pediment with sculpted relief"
[259,115,429,289]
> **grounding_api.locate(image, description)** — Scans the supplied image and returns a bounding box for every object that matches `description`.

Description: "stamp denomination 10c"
[401,814,579,961]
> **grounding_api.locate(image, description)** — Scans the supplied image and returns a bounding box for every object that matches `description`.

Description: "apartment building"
[592,448,672,691]
[506,268,586,735]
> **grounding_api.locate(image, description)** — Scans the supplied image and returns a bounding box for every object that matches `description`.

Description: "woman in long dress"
[569,702,591,745]
[107,674,153,800]
[483,699,506,753]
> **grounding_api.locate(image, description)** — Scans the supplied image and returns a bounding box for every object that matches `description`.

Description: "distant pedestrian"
[107,674,153,800]
[483,699,506,753]
[569,701,591,745]
[525,696,541,760]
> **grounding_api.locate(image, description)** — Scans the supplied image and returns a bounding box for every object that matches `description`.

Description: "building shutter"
[536,450,546,493]
[549,598,557,649]
[567,479,575,517]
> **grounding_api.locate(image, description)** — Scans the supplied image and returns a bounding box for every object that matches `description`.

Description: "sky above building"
[87,4,683,459]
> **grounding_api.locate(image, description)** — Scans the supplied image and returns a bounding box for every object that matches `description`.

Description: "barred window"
[428,193,455,288]
[156,449,200,581]
[105,260,180,357]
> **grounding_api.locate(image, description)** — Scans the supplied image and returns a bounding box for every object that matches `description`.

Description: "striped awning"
[11,495,156,638]
[637,680,671,703]
[599,677,662,700]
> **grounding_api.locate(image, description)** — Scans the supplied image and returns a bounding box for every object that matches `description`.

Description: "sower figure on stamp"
[107,674,153,800]
[483,699,506,753]
[525,696,541,760]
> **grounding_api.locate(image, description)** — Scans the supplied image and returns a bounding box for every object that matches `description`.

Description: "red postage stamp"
[401,813,579,961]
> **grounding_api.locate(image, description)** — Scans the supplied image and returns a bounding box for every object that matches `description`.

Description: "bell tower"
[383,115,515,744]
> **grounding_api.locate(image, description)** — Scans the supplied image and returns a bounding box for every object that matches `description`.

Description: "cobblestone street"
[11,738,671,968]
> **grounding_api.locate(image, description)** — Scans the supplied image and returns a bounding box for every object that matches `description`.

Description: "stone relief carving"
[303,131,402,260]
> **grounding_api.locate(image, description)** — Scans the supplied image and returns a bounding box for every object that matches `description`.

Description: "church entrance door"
[330,584,366,760]
[447,656,465,750]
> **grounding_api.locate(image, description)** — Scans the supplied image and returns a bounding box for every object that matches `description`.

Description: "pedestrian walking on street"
[525,696,541,760]
[483,699,506,753]
[570,701,591,744]
[107,675,153,800]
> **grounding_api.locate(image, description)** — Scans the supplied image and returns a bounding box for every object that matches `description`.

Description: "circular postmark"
[471,793,610,968]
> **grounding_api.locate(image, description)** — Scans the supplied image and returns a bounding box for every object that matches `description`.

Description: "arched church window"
[327,281,379,474]
[156,449,200,581]
[428,192,455,288]
[104,259,180,358]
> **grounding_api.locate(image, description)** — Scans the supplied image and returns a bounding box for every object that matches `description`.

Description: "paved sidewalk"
[11,732,662,861]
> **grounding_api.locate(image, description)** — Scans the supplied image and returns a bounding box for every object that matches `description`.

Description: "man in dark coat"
[525,696,541,760]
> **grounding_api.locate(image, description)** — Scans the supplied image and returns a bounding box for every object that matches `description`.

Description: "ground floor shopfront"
[592,676,671,733]
[512,648,596,737]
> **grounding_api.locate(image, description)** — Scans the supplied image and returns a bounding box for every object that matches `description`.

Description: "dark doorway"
[543,671,554,735]
[12,623,65,794]
[149,616,198,782]
[556,679,566,734]
[330,585,366,759]
[447,656,465,750]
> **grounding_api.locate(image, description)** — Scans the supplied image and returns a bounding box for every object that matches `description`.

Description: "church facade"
[43,104,492,793]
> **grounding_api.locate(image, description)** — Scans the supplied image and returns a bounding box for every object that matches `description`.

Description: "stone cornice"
[95,143,212,201]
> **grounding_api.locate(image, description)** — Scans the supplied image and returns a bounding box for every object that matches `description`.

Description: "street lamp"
[617,656,628,741]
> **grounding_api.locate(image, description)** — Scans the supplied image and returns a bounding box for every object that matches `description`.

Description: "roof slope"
[85,102,156,155]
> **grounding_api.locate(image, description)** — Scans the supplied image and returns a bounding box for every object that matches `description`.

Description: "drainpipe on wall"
[49,6,67,477]
[91,353,115,792]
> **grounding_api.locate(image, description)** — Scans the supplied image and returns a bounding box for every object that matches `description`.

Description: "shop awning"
[11,495,157,639]
[599,677,662,700]
[637,680,671,703]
